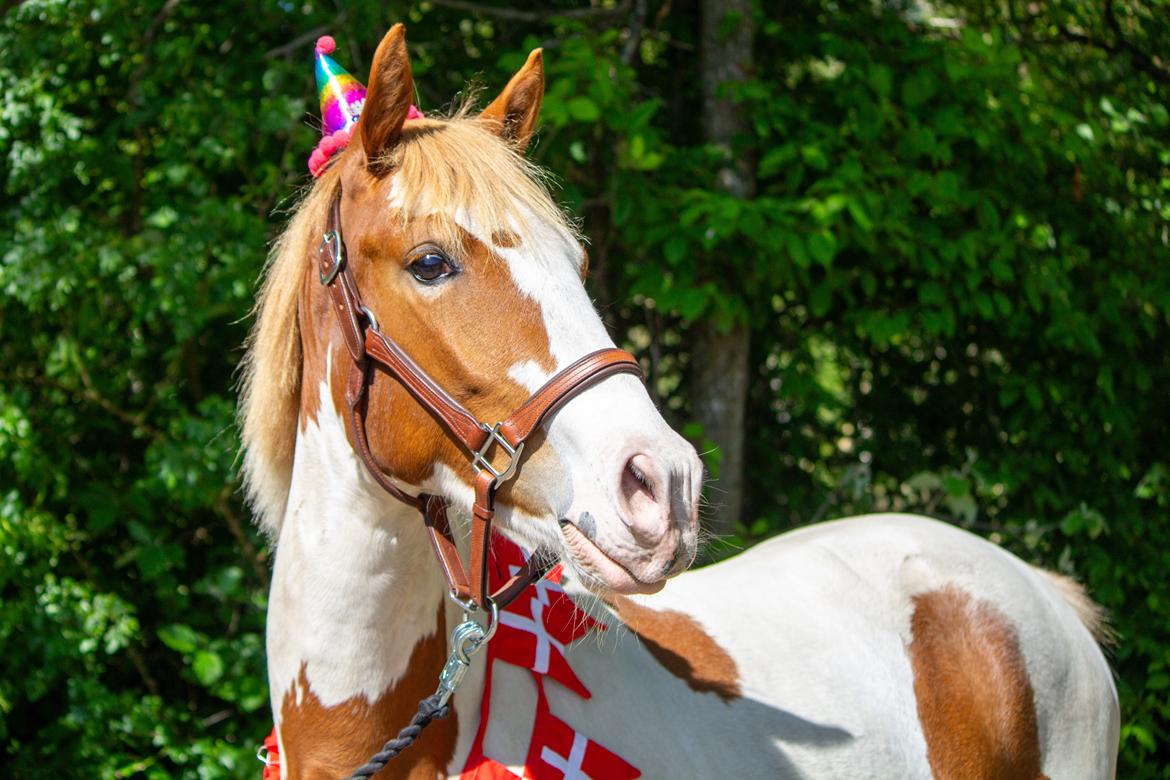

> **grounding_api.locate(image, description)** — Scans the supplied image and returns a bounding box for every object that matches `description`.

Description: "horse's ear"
[481,48,544,150]
[359,23,414,172]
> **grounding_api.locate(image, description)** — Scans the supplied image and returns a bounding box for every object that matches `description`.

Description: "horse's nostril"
[618,453,668,543]
[622,458,656,505]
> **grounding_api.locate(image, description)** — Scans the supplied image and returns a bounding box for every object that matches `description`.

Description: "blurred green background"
[2,0,1167,776]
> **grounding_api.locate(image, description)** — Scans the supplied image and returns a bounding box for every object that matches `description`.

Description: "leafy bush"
[2,0,1166,775]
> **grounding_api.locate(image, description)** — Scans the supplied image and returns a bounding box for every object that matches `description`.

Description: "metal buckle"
[470,422,524,486]
[318,230,342,285]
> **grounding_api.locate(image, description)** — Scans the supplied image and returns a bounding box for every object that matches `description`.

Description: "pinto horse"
[241,23,1119,779]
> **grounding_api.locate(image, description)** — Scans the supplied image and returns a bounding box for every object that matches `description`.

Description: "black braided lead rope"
[345,693,451,779]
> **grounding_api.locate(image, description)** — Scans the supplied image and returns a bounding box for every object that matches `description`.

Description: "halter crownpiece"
[308,35,423,177]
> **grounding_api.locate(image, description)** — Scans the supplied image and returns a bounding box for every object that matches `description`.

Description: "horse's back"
[638,513,1119,778]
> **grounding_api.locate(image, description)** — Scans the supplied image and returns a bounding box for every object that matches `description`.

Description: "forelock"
[375,114,581,253]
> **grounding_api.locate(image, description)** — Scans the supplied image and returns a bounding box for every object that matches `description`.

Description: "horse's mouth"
[557,519,666,595]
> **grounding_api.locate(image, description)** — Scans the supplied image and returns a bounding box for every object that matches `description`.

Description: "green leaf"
[1124,724,1156,752]
[664,235,688,266]
[846,199,873,232]
[567,97,601,122]
[902,71,937,107]
[785,232,810,269]
[869,65,893,97]
[192,651,225,687]
[800,145,829,171]
[809,284,832,317]
[158,624,201,654]
[807,232,838,266]
[918,281,946,306]
[943,475,970,497]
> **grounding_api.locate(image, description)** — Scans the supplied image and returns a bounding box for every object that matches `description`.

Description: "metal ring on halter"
[445,591,499,643]
[447,589,478,613]
[466,599,498,652]
[359,304,380,333]
[318,230,342,285]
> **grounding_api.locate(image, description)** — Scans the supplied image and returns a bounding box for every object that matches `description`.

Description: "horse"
[240,23,1119,779]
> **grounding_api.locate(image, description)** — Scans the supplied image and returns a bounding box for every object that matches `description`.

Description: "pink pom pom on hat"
[308,34,424,177]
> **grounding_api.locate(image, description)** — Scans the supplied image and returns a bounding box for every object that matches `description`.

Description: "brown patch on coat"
[491,230,522,248]
[610,595,741,701]
[297,255,333,432]
[908,585,1047,780]
[279,604,457,779]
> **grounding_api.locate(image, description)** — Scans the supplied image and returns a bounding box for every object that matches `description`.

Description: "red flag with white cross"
[523,681,640,780]
[461,753,523,780]
[489,537,604,697]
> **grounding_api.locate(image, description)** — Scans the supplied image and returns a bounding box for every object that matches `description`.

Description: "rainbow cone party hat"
[308,36,366,176]
[307,35,424,177]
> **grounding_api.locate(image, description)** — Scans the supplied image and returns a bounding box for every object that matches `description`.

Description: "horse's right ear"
[359,23,414,173]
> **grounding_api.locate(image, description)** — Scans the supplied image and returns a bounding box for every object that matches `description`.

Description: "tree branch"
[621,0,647,64]
[1010,0,1170,87]
[428,0,631,23]
[215,488,271,591]
[264,24,331,59]
[0,371,164,440]
[1103,0,1170,85]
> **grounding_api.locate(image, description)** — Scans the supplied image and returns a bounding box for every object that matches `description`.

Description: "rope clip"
[434,601,498,707]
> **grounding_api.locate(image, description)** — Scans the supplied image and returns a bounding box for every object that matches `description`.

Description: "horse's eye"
[409,251,457,284]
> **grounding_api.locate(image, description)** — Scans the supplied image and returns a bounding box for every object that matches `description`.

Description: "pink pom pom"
[407,105,423,120]
[308,148,328,176]
[315,36,336,55]
[320,136,339,155]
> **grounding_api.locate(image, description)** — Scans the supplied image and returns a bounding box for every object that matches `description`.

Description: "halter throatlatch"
[315,184,643,777]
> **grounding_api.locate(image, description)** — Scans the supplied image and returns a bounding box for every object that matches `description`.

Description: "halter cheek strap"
[316,184,643,611]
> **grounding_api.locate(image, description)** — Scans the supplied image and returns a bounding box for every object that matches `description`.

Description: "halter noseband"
[316,184,644,613]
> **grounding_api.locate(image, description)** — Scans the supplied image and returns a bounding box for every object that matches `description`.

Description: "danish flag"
[458,534,638,780]
[523,681,640,780]
[489,538,604,697]
[461,754,523,780]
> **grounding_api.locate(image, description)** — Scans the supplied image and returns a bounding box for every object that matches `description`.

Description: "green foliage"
[2,0,1167,776]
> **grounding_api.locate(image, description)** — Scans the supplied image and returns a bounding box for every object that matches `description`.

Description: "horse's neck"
[267,394,458,775]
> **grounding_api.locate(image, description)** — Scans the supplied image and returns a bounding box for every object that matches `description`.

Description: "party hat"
[315,36,366,137]
[308,36,366,177]
[307,35,424,177]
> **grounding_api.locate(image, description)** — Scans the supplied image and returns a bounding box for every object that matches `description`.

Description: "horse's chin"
[558,521,667,595]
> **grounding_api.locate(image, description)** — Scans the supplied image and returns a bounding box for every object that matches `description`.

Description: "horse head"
[294,24,702,595]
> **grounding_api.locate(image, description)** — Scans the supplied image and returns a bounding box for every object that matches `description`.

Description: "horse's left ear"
[360,23,414,172]
[481,49,544,150]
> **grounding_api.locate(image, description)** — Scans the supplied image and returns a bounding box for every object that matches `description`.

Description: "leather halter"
[315,184,643,611]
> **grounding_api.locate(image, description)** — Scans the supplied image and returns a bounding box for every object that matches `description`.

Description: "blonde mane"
[239,113,578,536]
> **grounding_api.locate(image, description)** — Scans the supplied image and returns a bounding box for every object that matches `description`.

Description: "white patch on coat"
[267,354,445,715]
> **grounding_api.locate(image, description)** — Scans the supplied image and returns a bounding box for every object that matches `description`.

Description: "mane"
[239,111,578,537]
